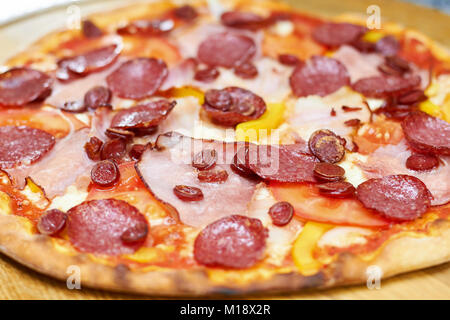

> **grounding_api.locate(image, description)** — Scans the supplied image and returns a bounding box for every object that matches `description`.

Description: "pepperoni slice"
[318,181,355,198]
[0,126,55,169]
[110,100,176,130]
[100,138,127,160]
[117,19,174,36]
[83,86,111,110]
[173,185,204,202]
[289,56,350,97]
[313,163,345,181]
[356,175,432,221]
[375,35,400,56]
[173,5,198,21]
[194,215,268,268]
[406,154,439,171]
[397,89,426,105]
[84,136,103,161]
[82,20,103,38]
[202,87,266,126]
[312,23,366,47]
[192,149,217,171]
[401,111,450,155]
[67,199,148,255]
[233,62,258,79]
[129,144,147,161]
[0,68,52,107]
[91,160,120,187]
[278,54,301,66]
[197,33,256,68]
[37,209,67,236]
[220,11,268,30]
[106,58,168,99]
[197,169,229,183]
[308,129,346,163]
[194,67,220,82]
[351,74,421,98]
[268,201,294,226]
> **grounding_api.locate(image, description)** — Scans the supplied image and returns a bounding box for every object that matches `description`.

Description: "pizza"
[0,0,449,296]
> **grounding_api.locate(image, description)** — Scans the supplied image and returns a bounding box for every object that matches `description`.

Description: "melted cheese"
[317,226,373,248]
[48,185,88,212]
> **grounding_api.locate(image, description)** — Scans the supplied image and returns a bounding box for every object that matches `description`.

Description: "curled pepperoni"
[173,185,204,201]
[318,181,356,198]
[197,169,229,183]
[91,160,120,187]
[375,36,400,56]
[308,129,346,163]
[233,62,258,79]
[0,68,52,107]
[106,58,168,99]
[230,146,260,179]
[406,154,439,171]
[278,54,301,66]
[173,5,198,21]
[121,222,149,244]
[352,74,421,99]
[0,126,55,169]
[100,138,126,160]
[192,149,217,171]
[83,86,111,110]
[220,11,268,30]
[194,67,220,82]
[313,162,345,182]
[117,19,174,36]
[268,202,294,226]
[194,215,268,268]
[37,209,67,236]
[82,20,103,38]
[401,111,450,155]
[105,128,134,141]
[110,100,176,130]
[129,144,147,161]
[356,175,432,221]
[312,22,366,47]
[67,199,148,255]
[289,56,350,97]
[197,32,256,68]
[84,136,103,161]
[202,87,266,126]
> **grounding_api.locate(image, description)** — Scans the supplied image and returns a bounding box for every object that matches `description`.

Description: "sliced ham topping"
[136,133,258,227]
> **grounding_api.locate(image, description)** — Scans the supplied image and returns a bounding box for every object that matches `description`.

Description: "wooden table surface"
[0,0,449,300]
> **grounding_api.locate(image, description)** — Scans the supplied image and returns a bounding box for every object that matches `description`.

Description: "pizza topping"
[342,106,362,112]
[84,136,103,161]
[197,169,229,183]
[289,56,350,97]
[0,68,52,107]
[91,160,120,187]
[351,74,421,98]
[197,32,256,68]
[308,129,346,163]
[67,199,148,255]
[105,128,134,141]
[233,61,258,79]
[121,222,149,244]
[312,22,366,47]
[173,185,204,202]
[344,118,361,127]
[194,66,220,82]
[401,111,450,155]
[110,100,176,130]
[318,181,356,198]
[313,162,345,182]
[83,86,111,110]
[268,201,294,226]
[100,138,127,160]
[375,35,400,56]
[82,20,103,38]
[37,209,67,236]
[173,5,198,21]
[220,11,267,30]
[59,100,85,113]
[202,87,266,126]
[192,149,217,171]
[128,144,147,161]
[0,126,55,169]
[106,58,168,99]
[278,54,301,66]
[193,215,268,268]
[385,55,411,73]
[117,19,174,36]
[397,89,426,105]
[356,175,432,221]
[406,154,439,171]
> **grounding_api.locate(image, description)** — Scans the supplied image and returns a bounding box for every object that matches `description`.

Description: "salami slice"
[0,126,55,169]
[375,36,400,56]
[67,199,148,255]
[220,11,268,30]
[312,22,366,47]
[356,175,432,221]
[197,32,256,68]
[194,215,268,268]
[106,58,168,99]
[111,100,176,130]
[401,111,450,155]
[351,74,421,98]
[289,56,350,97]
[0,68,52,107]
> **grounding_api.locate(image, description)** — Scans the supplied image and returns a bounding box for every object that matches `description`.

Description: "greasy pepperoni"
[197,33,256,68]
[318,181,356,198]
[83,86,111,110]
[0,68,52,107]
[106,58,168,99]
[233,62,258,79]
[82,20,103,38]
[91,160,120,187]
[60,100,86,113]
[121,222,149,244]
[128,144,147,161]
[117,19,174,36]
[397,89,426,105]
[385,55,410,73]
[100,138,127,160]
[313,162,345,182]
[67,199,148,255]
[312,22,366,47]
[0,126,55,169]
[194,66,220,82]
[406,154,439,171]
[352,74,421,98]
[308,130,346,163]
[278,54,301,66]
[268,201,294,226]
[173,5,198,20]
[193,215,268,268]
[401,111,450,155]
[289,56,350,97]
[221,11,268,30]
[105,128,134,141]
[110,100,176,130]
[84,136,103,161]
[356,175,432,221]
[202,87,266,126]
[197,169,229,183]
[230,146,260,179]
[192,149,217,171]
[37,209,67,236]
[375,36,400,56]
[173,185,204,201]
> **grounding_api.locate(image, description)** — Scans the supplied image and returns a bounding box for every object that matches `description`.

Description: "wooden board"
[0,0,449,300]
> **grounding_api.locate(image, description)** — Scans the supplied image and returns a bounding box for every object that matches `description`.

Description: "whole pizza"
[0,0,449,296]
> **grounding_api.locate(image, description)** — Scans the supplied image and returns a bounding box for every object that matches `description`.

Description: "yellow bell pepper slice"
[424,82,439,97]
[419,100,444,119]
[292,222,333,276]
[235,102,286,142]
[324,50,335,57]
[362,30,385,43]
[169,86,204,104]
[123,247,159,263]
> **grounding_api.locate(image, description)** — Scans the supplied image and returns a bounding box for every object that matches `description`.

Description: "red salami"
[194,215,268,268]
[0,126,55,169]
[375,36,400,56]
[0,68,52,107]
[312,22,366,47]
[356,175,432,221]
[351,74,421,98]
[106,58,168,99]
[268,201,294,226]
[289,56,350,97]
[406,154,439,171]
[82,20,103,38]
[220,11,268,30]
[37,209,67,236]
[91,160,120,187]
[83,86,112,110]
[308,129,346,163]
[197,32,256,68]
[203,87,266,126]
[401,112,450,155]
[67,199,148,255]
